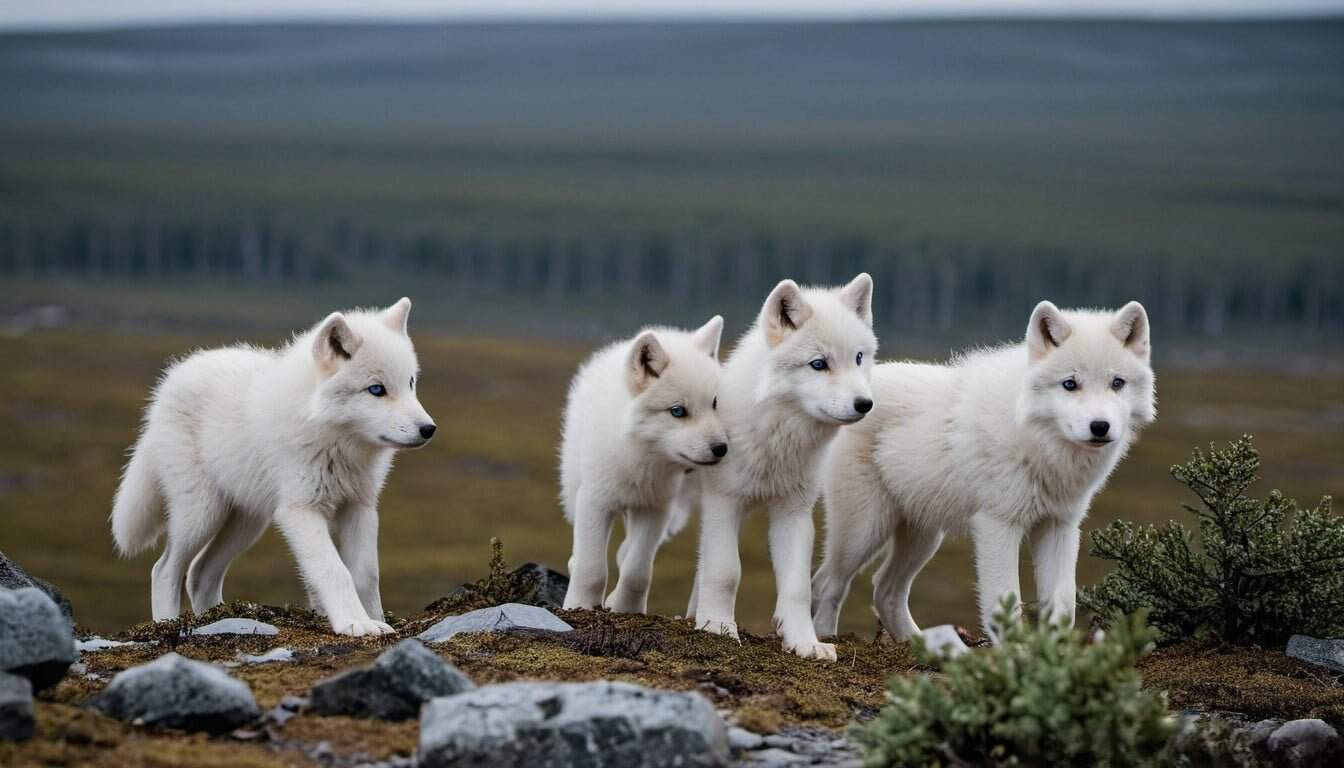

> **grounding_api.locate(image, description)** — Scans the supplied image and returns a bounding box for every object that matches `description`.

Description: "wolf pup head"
[757,273,877,425]
[623,315,729,469]
[310,297,437,449]
[1018,300,1156,450]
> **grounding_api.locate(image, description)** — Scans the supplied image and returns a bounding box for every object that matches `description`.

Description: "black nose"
[710,442,728,458]
[853,397,874,414]
[419,424,437,440]
[1089,420,1110,438]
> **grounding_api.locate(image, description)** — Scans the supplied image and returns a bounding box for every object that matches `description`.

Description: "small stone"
[1266,719,1343,767]
[76,637,142,652]
[89,652,260,733]
[416,603,572,644]
[238,647,294,664]
[279,695,308,711]
[763,734,795,750]
[728,726,765,751]
[0,671,35,741]
[0,551,72,621]
[418,680,729,767]
[1286,635,1344,675]
[192,618,278,636]
[921,624,971,658]
[0,587,76,691]
[508,562,570,608]
[744,747,808,766]
[310,639,474,721]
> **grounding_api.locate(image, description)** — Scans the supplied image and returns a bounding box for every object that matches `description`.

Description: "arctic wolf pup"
[111,298,435,636]
[813,301,1155,642]
[561,316,727,614]
[692,274,876,660]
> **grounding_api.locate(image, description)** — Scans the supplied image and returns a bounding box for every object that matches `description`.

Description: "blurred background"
[1,1,1341,636]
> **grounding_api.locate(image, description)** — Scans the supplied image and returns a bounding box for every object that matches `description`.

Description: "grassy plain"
[2,320,1340,635]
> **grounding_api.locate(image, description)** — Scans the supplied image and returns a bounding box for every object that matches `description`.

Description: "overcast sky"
[2,1,1342,29]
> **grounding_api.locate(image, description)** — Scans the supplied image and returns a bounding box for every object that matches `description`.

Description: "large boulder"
[0,671,34,742]
[418,680,730,767]
[309,639,474,721]
[1286,635,1344,675]
[0,587,76,691]
[1266,719,1344,768]
[0,551,71,621]
[88,653,260,733]
[417,603,572,645]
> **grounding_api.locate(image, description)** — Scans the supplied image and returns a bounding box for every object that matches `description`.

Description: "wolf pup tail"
[110,446,165,557]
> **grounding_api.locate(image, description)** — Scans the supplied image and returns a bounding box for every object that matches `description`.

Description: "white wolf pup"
[692,274,877,660]
[111,298,435,636]
[813,301,1156,642]
[561,316,728,614]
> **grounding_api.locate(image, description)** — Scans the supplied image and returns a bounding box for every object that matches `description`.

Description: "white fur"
[813,301,1156,642]
[560,316,727,614]
[110,298,436,636]
[691,274,877,660]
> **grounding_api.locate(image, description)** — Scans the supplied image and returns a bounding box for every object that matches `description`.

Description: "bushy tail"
[110,446,164,557]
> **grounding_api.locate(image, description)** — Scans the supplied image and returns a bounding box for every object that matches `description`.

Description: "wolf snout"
[419,423,437,440]
[710,441,728,458]
[853,397,874,415]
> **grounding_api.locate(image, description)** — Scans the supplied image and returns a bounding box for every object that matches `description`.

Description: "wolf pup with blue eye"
[110,298,436,636]
[561,316,728,614]
[812,301,1155,643]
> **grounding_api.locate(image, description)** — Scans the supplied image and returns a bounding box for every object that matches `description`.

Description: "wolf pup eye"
[712,397,717,410]
[856,351,864,366]
[1061,377,1078,392]
[809,358,828,371]
[1111,376,1126,391]
[669,405,687,418]
[410,377,416,389]
[368,384,387,397]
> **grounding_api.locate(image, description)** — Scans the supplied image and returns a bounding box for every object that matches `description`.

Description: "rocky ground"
[4,546,1344,767]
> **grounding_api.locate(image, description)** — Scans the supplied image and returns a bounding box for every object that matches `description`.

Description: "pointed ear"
[761,279,812,347]
[1026,301,1071,362]
[313,312,361,373]
[626,331,670,395]
[838,272,874,327]
[383,297,412,334]
[1111,301,1150,362]
[691,315,724,359]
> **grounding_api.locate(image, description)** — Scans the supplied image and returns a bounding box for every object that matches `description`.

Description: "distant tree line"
[1,217,1339,339]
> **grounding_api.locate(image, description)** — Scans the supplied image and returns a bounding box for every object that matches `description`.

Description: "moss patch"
[1139,640,1344,724]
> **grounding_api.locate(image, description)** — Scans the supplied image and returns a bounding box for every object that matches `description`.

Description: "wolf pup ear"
[839,272,874,327]
[383,297,412,334]
[691,315,724,359]
[761,279,812,347]
[626,331,670,395]
[1111,301,1151,362]
[313,312,362,372]
[1026,300,1071,362]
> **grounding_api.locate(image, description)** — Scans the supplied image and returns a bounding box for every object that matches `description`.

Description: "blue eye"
[856,351,864,366]
[669,405,687,418]
[809,359,828,371]
[368,384,387,397]
[1111,377,1126,391]
[1061,378,1078,392]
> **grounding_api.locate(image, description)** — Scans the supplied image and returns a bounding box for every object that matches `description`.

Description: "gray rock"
[762,734,794,750]
[728,726,764,751]
[417,602,572,644]
[192,618,278,636]
[237,647,294,664]
[509,562,570,608]
[418,680,729,767]
[0,551,72,621]
[310,639,474,721]
[741,747,808,766]
[89,652,260,733]
[1266,719,1343,767]
[75,636,143,652]
[0,671,34,741]
[1286,635,1344,675]
[0,587,76,691]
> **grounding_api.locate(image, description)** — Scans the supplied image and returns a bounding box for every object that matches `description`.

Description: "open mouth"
[679,453,721,467]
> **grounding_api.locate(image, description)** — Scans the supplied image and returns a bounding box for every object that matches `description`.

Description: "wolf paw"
[335,619,395,637]
[784,639,838,661]
[699,618,740,641]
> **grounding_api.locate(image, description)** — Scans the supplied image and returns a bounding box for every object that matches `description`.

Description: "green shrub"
[854,599,1174,767]
[1080,435,1343,645]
